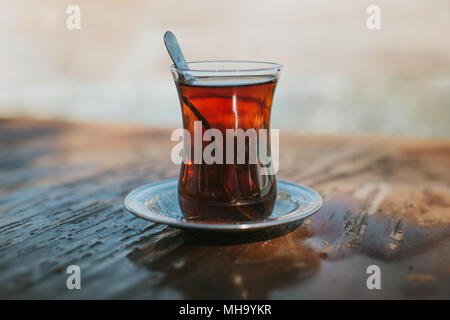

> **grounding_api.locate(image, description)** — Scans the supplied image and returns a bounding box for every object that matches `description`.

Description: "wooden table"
[0,119,449,299]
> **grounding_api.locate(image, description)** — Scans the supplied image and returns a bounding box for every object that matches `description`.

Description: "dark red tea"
[175,76,278,222]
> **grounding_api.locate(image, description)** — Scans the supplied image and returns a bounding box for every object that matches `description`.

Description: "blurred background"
[0,0,449,137]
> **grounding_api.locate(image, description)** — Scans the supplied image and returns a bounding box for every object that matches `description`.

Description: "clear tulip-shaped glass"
[170,61,282,222]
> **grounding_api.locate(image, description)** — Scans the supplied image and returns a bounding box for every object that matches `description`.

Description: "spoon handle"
[164,31,194,83]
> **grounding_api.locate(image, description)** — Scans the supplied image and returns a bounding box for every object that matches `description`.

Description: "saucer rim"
[124,178,323,232]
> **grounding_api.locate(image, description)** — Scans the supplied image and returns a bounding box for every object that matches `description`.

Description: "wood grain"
[0,119,449,299]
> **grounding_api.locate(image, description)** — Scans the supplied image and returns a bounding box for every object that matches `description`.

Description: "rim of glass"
[170,60,282,73]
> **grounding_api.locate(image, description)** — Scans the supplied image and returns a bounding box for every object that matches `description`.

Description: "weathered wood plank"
[0,119,449,299]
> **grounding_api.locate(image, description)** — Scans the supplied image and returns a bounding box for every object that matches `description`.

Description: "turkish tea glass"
[170,61,282,222]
